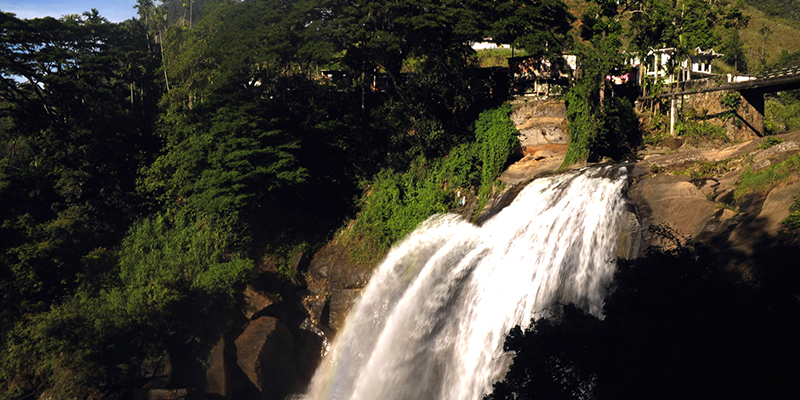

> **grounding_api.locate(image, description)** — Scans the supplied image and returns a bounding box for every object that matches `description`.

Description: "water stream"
[307,166,630,400]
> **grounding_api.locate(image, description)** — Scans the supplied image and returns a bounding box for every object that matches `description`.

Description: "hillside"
[559,0,800,72]
[740,2,800,70]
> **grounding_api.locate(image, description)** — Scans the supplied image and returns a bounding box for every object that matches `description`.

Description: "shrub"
[765,95,800,135]
[736,154,800,199]
[757,136,785,150]
[0,212,252,399]
[720,92,741,110]
[474,104,520,206]
[591,97,642,160]
[561,75,597,170]
[782,195,800,238]
[682,160,731,180]
[345,104,519,264]
[347,145,481,265]
[678,120,730,145]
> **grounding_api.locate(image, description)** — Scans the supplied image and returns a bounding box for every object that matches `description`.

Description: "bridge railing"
[756,66,800,79]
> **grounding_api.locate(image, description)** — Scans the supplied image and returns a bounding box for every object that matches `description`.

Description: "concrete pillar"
[670,97,677,137]
[740,89,765,136]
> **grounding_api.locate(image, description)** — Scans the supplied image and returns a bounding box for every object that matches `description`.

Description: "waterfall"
[307,166,630,400]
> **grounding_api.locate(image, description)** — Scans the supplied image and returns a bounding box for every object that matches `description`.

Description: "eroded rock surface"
[204,337,230,399]
[510,100,568,151]
[629,131,800,269]
[630,174,718,243]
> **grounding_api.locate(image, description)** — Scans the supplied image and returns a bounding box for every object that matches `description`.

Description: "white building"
[469,38,511,51]
[632,47,725,84]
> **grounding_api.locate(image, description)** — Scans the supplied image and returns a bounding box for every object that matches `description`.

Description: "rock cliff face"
[509,99,569,154]
[629,131,800,274]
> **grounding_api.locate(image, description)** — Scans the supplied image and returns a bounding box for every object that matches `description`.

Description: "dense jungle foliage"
[1,0,799,398]
[0,0,565,397]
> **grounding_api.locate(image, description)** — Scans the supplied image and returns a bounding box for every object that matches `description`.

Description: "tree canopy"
[0,1,577,397]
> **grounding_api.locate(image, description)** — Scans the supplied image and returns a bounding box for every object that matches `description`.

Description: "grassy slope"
[740,4,800,70]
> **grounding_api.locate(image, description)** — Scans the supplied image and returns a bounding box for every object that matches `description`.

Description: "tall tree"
[623,0,749,60]
[0,9,160,351]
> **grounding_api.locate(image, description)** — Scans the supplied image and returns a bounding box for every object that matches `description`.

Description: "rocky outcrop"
[242,286,277,320]
[204,337,231,399]
[509,100,568,153]
[234,317,295,400]
[630,174,719,243]
[629,131,800,270]
[305,242,368,333]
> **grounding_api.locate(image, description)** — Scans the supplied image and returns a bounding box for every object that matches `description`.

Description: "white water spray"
[307,166,630,400]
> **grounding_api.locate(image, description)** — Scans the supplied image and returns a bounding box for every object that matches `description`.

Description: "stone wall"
[677,89,764,141]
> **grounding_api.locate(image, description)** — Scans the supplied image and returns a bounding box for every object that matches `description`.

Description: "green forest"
[1,0,800,399]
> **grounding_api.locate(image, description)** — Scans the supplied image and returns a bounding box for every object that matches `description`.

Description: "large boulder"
[204,337,230,399]
[328,288,363,331]
[234,317,294,400]
[630,174,718,246]
[720,181,800,271]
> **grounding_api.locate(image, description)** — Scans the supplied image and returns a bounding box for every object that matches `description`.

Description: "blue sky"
[0,1,138,22]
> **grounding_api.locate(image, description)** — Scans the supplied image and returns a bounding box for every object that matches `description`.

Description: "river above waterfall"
[306,166,631,400]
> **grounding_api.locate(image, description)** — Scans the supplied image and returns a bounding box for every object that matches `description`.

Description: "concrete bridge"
[637,65,800,138]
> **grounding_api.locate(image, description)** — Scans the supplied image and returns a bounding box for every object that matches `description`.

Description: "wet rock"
[328,288,362,331]
[616,210,641,259]
[293,320,328,385]
[307,242,369,290]
[305,242,370,332]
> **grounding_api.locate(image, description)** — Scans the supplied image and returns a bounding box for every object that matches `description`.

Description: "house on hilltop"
[634,47,725,85]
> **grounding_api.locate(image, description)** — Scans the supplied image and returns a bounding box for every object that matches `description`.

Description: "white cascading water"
[307,166,630,400]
